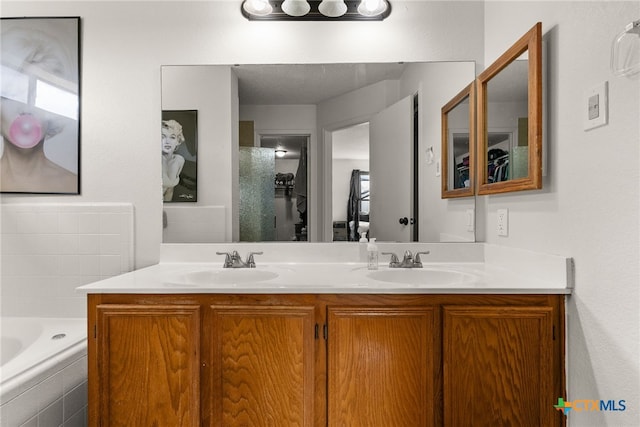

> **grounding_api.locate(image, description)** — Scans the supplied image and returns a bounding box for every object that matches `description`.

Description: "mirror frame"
[477,22,542,195]
[441,81,475,198]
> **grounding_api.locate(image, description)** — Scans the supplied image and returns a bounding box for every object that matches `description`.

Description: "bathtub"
[0,317,88,427]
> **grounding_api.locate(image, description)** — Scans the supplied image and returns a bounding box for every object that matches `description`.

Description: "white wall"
[0,1,484,268]
[483,2,639,426]
[162,65,236,242]
[399,61,476,242]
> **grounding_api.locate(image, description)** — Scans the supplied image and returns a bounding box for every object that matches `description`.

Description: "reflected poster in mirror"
[0,17,81,194]
[162,110,198,202]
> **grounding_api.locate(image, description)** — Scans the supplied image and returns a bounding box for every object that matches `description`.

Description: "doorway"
[260,134,309,241]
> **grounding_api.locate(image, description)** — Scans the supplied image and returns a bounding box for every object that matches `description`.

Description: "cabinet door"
[206,304,316,427]
[95,304,201,427]
[327,306,435,427]
[443,305,555,427]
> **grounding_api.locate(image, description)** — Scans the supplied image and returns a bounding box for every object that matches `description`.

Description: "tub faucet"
[216,251,263,268]
[381,250,430,268]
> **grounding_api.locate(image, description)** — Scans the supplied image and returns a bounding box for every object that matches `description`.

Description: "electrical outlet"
[497,209,508,236]
[435,160,441,177]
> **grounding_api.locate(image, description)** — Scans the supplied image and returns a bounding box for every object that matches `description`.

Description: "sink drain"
[51,333,66,340]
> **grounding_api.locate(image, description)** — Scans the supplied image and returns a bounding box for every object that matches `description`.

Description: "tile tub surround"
[0,354,88,427]
[77,242,573,294]
[0,203,134,317]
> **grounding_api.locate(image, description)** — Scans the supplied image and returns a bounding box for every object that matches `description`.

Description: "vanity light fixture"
[275,149,287,158]
[241,0,390,21]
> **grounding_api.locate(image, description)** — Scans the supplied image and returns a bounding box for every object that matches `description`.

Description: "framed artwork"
[162,110,198,202]
[1,17,81,194]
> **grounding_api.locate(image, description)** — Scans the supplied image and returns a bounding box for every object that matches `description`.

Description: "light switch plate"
[497,209,509,237]
[466,208,475,232]
[583,81,608,131]
[435,160,441,177]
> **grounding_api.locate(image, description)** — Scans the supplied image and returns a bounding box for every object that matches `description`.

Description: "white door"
[369,96,413,242]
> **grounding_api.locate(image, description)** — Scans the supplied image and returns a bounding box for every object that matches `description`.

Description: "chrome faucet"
[216,250,263,268]
[381,250,430,268]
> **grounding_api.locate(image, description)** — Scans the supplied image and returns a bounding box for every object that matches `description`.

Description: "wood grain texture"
[208,304,315,427]
[327,306,435,427]
[477,22,543,195]
[96,304,200,427]
[443,305,555,427]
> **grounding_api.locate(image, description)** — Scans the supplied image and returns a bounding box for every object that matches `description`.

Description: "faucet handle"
[216,251,233,268]
[413,251,430,267]
[381,252,400,267]
[245,251,263,268]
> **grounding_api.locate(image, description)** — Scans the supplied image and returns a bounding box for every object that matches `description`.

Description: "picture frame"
[162,110,198,202]
[1,17,81,194]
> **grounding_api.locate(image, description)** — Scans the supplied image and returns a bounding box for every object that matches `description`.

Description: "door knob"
[399,217,409,225]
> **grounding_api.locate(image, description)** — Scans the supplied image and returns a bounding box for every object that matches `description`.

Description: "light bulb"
[357,0,387,17]
[243,0,273,16]
[282,0,311,17]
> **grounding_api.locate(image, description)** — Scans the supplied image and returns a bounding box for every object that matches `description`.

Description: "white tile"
[38,373,64,411]
[58,235,80,255]
[78,214,99,234]
[1,234,28,254]
[100,255,122,277]
[99,213,123,234]
[38,398,63,427]
[32,213,59,234]
[99,234,121,255]
[58,213,79,234]
[63,382,87,420]
[63,407,86,427]
[30,235,60,255]
[79,255,100,276]
[78,235,100,255]
[63,357,88,393]
[2,386,39,426]
[19,414,38,427]
[60,255,82,276]
[2,255,60,277]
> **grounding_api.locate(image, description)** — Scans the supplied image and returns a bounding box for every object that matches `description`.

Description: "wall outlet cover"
[497,208,509,237]
[583,81,608,131]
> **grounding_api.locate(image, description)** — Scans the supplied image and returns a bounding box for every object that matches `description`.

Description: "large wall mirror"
[441,81,475,198]
[161,61,476,244]
[476,22,543,195]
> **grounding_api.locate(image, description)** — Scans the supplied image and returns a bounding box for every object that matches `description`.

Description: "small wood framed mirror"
[441,82,475,198]
[477,22,542,195]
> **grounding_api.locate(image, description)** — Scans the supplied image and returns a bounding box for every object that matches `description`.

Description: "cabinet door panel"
[327,306,435,427]
[443,306,554,427]
[208,305,315,427]
[96,304,200,427]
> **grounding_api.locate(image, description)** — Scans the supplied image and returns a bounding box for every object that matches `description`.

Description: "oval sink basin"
[180,269,279,286]
[367,268,476,286]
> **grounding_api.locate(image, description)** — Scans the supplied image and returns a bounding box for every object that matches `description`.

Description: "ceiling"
[237,62,406,158]
[234,62,407,105]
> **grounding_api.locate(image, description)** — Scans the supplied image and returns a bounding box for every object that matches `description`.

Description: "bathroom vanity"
[79,244,571,427]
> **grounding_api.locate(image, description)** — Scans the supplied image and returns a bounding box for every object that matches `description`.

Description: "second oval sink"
[367,268,476,286]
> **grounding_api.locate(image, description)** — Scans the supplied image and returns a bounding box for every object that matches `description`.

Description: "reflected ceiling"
[234,62,407,105]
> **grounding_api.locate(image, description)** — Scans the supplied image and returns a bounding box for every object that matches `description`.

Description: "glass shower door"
[239,147,276,241]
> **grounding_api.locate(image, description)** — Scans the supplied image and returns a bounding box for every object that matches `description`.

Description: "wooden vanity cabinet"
[87,294,564,427]
[326,305,436,427]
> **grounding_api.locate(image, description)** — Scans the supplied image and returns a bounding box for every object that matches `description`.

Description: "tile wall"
[0,203,134,318]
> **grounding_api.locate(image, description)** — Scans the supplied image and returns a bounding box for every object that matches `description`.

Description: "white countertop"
[76,260,572,294]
